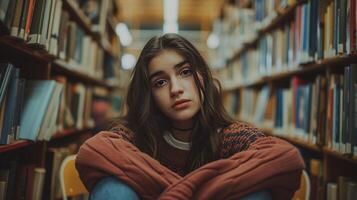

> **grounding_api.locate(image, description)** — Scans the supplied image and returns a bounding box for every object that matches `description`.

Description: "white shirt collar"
[163,131,191,151]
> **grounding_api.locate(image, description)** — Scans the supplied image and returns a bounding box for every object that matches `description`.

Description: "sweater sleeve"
[159,136,305,200]
[109,123,135,143]
[219,122,266,158]
[75,131,181,200]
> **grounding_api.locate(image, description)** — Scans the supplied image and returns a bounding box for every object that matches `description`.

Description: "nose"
[170,77,183,97]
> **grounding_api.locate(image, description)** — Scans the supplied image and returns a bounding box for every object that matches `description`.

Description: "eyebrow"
[149,60,189,81]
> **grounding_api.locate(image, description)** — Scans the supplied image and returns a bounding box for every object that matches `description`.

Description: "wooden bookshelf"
[0,0,123,198]
[220,0,357,198]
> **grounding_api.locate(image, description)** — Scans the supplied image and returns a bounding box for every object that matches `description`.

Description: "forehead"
[148,50,186,74]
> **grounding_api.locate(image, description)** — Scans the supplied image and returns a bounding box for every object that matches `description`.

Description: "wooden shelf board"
[238,120,357,164]
[51,118,115,140]
[323,147,357,165]
[227,40,257,64]
[53,59,114,89]
[51,127,92,140]
[62,0,92,35]
[0,140,33,153]
[0,36,55,61]
[224,55,357,91]
[259,127,321,153]
[258,3,299,35]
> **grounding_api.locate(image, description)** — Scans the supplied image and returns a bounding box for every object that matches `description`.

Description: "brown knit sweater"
[110,122,266,176]
[76,122,305,199]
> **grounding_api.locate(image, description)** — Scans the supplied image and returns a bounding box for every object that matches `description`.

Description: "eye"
[180,68,193,77]
[153,79,167,87]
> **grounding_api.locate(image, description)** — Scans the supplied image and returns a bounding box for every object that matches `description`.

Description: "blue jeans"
[91,177,271,200]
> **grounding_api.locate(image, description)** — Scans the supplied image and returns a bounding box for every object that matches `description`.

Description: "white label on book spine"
[338,44,344,53]
[312,136,317,145]
[332,142,338,151]
[10,27,18,37]
[18,29,25,39]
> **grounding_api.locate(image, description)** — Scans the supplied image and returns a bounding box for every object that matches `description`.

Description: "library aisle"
[0,0,356,200]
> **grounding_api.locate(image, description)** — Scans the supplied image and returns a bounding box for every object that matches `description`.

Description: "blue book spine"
[333,79,340,150]
[0,68,18,144]
[304,84,312,135]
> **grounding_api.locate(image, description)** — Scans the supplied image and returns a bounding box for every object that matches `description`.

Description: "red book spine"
[350,0,356,53]
[25,0,35,40]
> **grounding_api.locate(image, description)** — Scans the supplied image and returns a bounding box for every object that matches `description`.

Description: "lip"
[172,99,191,109]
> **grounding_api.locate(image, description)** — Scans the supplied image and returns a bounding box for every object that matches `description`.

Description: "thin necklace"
[171,126,193,131]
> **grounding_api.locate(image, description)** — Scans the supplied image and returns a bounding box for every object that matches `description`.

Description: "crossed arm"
[75,131,305,200]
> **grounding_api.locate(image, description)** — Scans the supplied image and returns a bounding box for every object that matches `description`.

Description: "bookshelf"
[0,0,124,199]
[216,0,357,199]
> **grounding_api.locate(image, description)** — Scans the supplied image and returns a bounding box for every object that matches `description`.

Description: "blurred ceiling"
[117,0,224,31]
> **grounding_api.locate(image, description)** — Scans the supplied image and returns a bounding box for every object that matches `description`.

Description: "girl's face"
[148,50,202,126]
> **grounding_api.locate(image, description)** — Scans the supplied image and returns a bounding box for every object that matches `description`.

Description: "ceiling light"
[116,23,133,46]
[163,22,178,34]
[121,54,136,70]
[164,0,178,22]
[207,33,220,49]
[163,0,179,33]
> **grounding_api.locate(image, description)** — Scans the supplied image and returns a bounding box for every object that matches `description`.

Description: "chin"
[169,110,198,122]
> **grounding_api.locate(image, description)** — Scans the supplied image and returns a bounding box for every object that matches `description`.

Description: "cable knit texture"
[75,122,305,200]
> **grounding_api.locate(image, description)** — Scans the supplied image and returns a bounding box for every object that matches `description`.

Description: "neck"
[170,129,192,143]
[170,120,194,142]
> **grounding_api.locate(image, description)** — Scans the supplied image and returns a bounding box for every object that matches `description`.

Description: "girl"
[76,33,305,200]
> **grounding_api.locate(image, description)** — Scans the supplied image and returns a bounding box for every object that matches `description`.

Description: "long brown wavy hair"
[115,33,233,173]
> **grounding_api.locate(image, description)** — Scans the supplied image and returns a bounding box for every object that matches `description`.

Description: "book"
[24,0,35,40]
[338,176,353,200]
[326,182,337,200]
[0,68,20,145]
[37,82,63,141]
[0,181,6,200]
[350,64,357,155]
[0,0,10,24]
[0,161,17,200]
[48,0,63,56]
[32,168,46,200]
[28,0,46,45]
[19,80,56,141]
[347,181,357,200]
[0,63,14,106]
[9,0,23,37]
[18,0,30,38]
